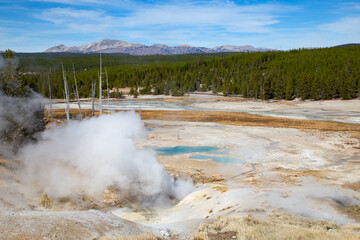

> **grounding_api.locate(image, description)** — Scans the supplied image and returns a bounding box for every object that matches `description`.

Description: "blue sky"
[0,0,359,52]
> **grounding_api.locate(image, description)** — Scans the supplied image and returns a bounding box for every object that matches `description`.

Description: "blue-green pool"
[149,145,241,163]
[152,146,226,156]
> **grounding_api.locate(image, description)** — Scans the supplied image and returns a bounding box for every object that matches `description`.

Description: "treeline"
[19,46,360,100]
[18,52,230,72]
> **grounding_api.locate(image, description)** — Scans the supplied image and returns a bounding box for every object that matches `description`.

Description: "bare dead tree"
[61,63,70,123]
[47,72,53,122]
[72,64,82,119]
[91,78,95,117]
[105,67,110,114]
[98,53,102,115]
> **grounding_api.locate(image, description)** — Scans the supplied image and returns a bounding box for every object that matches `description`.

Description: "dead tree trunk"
[98,53,102,115]
[72,64,82,119]
[105,68,110,114]
[62,63,70,123]
[91,79,95,117]
[48,72,53,122]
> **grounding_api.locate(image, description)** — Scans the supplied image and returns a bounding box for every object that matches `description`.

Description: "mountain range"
[45,39,274,55]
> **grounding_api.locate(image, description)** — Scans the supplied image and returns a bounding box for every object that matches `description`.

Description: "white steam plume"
[221,184,360,224]
[0,90,47,157]
[19,112,193,205]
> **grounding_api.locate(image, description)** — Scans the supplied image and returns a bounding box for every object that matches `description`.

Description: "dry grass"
[162,98,185,103]
[191,232,208,240]
[39,193,52,208]
[162,165,224,185]
[101,232,162,240]
[212,186,228,194]
[103,189,121,206]
[350,131,360,140]
[191,174,225,185]
[46,109,360,138]
[139,110,360,133]
[45,109,100,120]
[195,213,360,240]
[341,205,360,222]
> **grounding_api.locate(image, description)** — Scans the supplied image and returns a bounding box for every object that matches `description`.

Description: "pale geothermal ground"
[1,94,360,239]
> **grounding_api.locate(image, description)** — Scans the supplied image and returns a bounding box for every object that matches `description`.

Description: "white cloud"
[319,17,360,34]
[342,2,360,10]
[31,0,104,5]
[35,1,290,35]
[35,8,115,33]
[121,2,283,33]
[30,0,136,8]
[36,7,108,24]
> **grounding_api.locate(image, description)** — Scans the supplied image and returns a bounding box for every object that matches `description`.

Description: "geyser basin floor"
[2,95,360,239]
[142,120,359,170]
[131,119,360,226]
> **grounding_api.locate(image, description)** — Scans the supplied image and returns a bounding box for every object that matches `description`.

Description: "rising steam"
[18,112,193,205]
[0,90,46,157]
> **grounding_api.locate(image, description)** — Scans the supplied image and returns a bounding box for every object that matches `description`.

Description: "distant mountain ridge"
[333,43,360,48]
[45,39,274,55]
